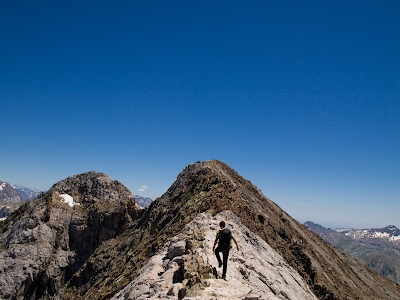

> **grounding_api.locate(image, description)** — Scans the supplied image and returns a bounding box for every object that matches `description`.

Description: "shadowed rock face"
[0,172,140,299]
[63,161,400,300]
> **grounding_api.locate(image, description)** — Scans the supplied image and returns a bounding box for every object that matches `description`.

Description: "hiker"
[213,220,239,280]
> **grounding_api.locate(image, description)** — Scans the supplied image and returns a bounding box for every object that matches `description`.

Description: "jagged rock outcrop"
[0,171,140,299]
[63,160,400,300]
[112,211,317,300]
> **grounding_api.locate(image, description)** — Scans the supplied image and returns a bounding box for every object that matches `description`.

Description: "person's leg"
[222,249,229,279]
[215,247,222,267]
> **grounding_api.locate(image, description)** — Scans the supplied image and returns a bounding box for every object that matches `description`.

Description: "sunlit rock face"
[113,211,317,300]
[0,172,140,299]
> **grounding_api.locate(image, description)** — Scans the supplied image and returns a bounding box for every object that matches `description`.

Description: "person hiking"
[213,220,239,280]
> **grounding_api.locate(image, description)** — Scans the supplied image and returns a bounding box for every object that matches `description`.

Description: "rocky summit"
[1,160,400,300]
[0,171,140,299]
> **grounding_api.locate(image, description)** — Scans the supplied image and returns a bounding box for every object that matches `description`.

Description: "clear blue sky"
[1,1,399,229]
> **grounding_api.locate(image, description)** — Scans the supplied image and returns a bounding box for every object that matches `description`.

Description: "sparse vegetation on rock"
[1,161,400,300]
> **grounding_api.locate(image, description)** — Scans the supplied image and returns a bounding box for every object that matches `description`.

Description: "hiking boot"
[222,275,226,280]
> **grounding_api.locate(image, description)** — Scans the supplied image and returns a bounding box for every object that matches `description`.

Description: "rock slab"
[112,210,317,300]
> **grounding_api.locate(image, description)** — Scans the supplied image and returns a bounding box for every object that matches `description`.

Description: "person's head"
[219,221,225,228]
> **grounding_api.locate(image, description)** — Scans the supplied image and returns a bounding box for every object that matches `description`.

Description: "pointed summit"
[2,162,400,299]
[63,161,400,300]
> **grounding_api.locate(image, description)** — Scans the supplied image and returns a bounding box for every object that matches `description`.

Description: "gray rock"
[112,211,318,300]
[166,240,186,259]
[172,256,184,265]
[0,171,141,299]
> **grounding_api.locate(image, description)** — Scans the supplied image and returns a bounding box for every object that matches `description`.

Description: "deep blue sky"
[1,1,399,229]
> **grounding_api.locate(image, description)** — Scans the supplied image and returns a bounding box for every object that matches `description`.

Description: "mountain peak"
[2,162,400,300]
[0,180,24,204]
[0,171,141,299]
[64,160,400,299]
[49,171,140,209]
[385,225,398,230]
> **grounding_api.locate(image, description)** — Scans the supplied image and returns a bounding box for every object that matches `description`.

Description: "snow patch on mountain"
[0,183,6,191]
[336,226,400,248]
[59,194,80,207]
[390,235,400,242]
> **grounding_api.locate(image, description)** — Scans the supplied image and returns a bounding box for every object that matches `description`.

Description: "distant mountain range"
[133,194,153,208]
[0,181,44,204]
[305,221,400,285]
[0,182,45,219]
[336,225,400,250]
[12,184,44,201]
[0,181,24,204]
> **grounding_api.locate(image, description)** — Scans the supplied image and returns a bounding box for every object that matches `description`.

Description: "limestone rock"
[112,211,317,300]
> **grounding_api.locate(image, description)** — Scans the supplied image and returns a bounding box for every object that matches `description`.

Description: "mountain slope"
[63,160,400,300]
[0,171,141,299]
[305,221,400,285]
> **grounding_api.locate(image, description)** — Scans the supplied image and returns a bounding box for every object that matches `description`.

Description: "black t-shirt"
[216,228,232,249]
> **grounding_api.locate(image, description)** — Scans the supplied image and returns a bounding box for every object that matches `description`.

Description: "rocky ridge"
[63,160,400,300]
[112,211,317,300]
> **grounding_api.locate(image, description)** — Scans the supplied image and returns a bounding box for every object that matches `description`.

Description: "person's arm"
[232,235,239,251]
[213,230,220,251]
